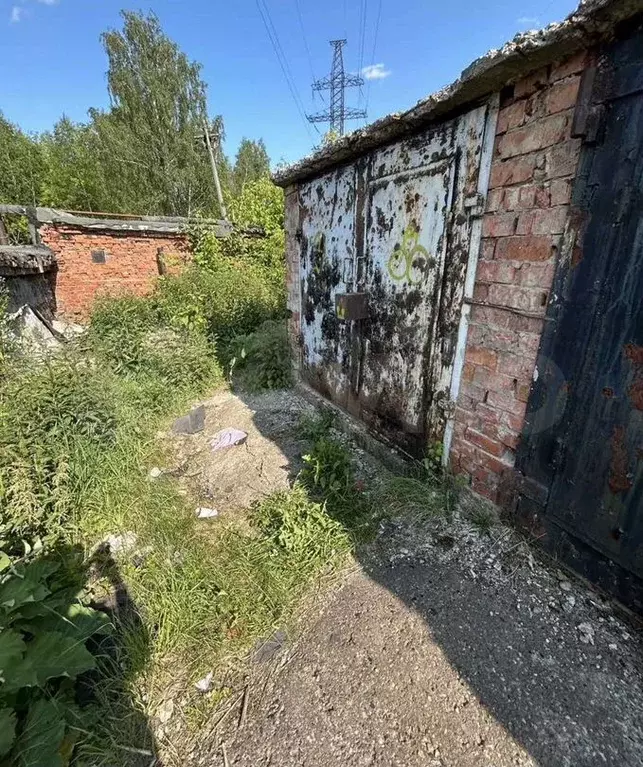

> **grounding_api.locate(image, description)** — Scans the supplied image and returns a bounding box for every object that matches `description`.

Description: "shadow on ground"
[81,546,162,766]
[210,387,643,767]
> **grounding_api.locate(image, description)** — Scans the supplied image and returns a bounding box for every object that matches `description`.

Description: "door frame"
[442,95,500,463]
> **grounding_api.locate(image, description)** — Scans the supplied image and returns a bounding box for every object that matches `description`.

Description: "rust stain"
[624,343,643,410]
[625,343,643,365]
[608,426,633,494]
[568,207,589,268]
[297,104,488,454]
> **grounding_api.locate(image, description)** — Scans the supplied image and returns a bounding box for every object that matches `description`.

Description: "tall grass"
[0,257,342,764]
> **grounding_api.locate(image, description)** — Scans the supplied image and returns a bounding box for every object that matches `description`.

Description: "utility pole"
[201,119,228,221]
[307,40,366,136]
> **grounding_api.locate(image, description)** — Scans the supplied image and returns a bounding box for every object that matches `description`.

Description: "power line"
[364,0,382,123]
[294,0,315,84]
[294,0,325,104]
[255,0,318,140]
[257,0,313,128]
[356,0,368,113]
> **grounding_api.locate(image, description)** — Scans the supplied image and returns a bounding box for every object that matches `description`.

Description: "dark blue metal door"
[512,23,643,611]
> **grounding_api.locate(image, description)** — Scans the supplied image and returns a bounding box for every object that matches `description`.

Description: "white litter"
[209,428,248,451]
[196,507,218,519]
[148,467,163,479]
[195,671,214,692]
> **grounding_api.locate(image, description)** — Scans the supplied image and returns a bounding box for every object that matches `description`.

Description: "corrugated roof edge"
[273,0,642,187]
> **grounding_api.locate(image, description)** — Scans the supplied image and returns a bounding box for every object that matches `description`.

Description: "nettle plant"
[0,280,16,375]
[0,543,111,766]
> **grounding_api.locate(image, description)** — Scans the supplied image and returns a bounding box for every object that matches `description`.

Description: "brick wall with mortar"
[284,186,302,371]
[40,225,190,320]
[449,51,590,502]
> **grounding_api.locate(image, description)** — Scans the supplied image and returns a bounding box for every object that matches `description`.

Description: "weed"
[297,409,336,442]
[155,260,284,355]
[375,476,444,520]
[300,437,376,540]
[0,181,295,762]
[88,295,222,399]
[0,355,119,547]
[254,483,350,563]
[230,319,291,390]
[301,438,354,501]
[0,278,16,377]
[0,543,111,764]
[464,501,499,536]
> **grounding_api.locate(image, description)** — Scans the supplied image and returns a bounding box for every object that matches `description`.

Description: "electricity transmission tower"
[307,40,366,136]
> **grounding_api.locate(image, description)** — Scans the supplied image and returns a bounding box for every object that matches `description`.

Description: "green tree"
[0,113,43,205]
[40,116,108,211]
[232,138,270,195]
[91,11,220,216]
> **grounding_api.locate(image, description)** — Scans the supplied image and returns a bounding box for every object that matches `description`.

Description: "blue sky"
[2,0,578,166]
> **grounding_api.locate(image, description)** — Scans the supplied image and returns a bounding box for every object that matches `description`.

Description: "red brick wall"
[40,225,190,320]
[449,51,589,501]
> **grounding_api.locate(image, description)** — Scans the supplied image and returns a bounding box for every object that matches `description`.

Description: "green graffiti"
[387,226,430,285]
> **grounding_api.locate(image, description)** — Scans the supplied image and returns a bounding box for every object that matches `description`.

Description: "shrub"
[0,279,16,377]
[301,438,354,501]
[155,259,285,354]
[88,293,222,399]
[231,319,291,390]
[192,177,285,273]
[0,544,111,765]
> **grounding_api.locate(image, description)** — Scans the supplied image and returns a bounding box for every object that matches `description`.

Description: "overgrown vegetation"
[0,545,111,765]
[0,267,482,764]
[230,320,291,390]
[0,280,16,377]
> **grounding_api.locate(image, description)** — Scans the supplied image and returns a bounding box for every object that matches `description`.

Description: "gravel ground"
[214,512,643,767]
[170,389,643,767]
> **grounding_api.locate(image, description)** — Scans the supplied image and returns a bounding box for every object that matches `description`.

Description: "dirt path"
[173,389,643,767]
[169,388,317,512]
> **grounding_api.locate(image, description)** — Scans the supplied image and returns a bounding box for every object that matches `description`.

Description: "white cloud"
[37,0,59,4]
[516,16,541,27]
[10,5,23,22]
[362,63,391,81]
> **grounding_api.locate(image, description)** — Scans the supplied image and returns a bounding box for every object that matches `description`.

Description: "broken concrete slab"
[0,244,55,276]
[11,304,61,352]
[172,404,206,435]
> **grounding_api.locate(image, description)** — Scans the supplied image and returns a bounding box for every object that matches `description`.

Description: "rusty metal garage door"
[511,24,643,611]
[298,103,497,456]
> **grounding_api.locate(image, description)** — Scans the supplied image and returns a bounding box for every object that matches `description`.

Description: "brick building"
[274,0,643,609]
[0,207,229,320]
